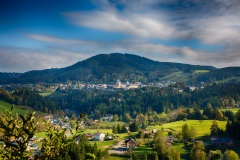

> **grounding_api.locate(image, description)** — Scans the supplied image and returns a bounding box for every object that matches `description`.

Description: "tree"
[124,113,131,122]
[210,120,220,136]
[223,150,239,160]
[189,126,197,141]
[129,122,139,132]
[113,114,119,122]
[112,125,118,134]
[117,124,121,133]
[190,141,206,160]
[153,130,167,159]
[167,148,180,160]
[121,125,128,133]
[215,109,224,120]
[182,124,190,141]
[208,150,223,160]
[229,98,236,107]
[0,106,36,159]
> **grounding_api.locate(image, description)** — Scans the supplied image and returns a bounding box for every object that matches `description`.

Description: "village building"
[143,130,151,138]
[93,132,105,141]
[124,138,137,148]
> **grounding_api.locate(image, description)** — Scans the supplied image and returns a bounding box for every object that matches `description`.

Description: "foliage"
[190,141,206,160]
[210,120,220,136]
[182,124,190,141]
[223,150,239,160]
[208,150,223,160]
[0,106,36,159]
[153,130,180,160]
[49,83,240,120]
[129,122,139,132]
[37,120,71,159]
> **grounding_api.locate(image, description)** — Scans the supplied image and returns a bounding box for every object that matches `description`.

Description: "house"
[189,86,196,91]
[143,130,151,138]
[211,137,234,147]
[93,132,105,141]
[125,138,137,148]
[102,114,113,121]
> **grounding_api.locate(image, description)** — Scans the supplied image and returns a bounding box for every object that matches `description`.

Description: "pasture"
[148,120,227,137]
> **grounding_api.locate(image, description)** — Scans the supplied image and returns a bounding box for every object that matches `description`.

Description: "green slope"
[0,100,34,115]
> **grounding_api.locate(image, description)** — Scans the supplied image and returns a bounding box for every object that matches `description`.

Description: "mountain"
[1,53,216,84]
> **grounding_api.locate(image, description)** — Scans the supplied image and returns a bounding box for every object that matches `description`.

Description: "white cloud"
[63,9,179,39]
[0,46,91,72]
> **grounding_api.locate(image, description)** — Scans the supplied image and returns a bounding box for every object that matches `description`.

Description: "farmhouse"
[93,132,105,141]
[143,130,151,138]
[124,138,137,148]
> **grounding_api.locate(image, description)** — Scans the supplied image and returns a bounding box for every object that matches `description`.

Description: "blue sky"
[0,0,240,72]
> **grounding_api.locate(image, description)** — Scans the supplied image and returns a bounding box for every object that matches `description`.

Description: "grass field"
[0,100,33,115]
[148,120,227,137]
[193,70,210,73]
[38,92,52,97]
[100,121,125,128]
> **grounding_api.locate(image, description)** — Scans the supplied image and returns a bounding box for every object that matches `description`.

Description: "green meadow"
[148,120,227,137]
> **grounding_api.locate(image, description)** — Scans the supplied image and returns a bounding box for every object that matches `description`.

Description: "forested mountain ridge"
[0,53,216,84]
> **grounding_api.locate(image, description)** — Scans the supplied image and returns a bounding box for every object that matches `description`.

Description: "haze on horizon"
[1,0,240,72]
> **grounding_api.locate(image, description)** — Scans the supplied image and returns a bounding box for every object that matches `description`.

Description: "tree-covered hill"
[1,53,216,84]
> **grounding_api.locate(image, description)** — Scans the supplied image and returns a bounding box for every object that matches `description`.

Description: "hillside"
[1,53,215,84]
[0,100,34,115]
[189,67,240,84]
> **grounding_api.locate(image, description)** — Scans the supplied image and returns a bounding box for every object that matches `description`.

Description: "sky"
[1,0,240,72]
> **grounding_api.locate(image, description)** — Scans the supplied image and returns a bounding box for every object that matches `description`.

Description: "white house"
[93,132,105,141]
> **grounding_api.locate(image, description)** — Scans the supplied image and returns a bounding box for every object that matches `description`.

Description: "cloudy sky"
[1,0,240,72]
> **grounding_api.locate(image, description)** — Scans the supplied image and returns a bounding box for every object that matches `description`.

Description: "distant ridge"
[1,53,239,84]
